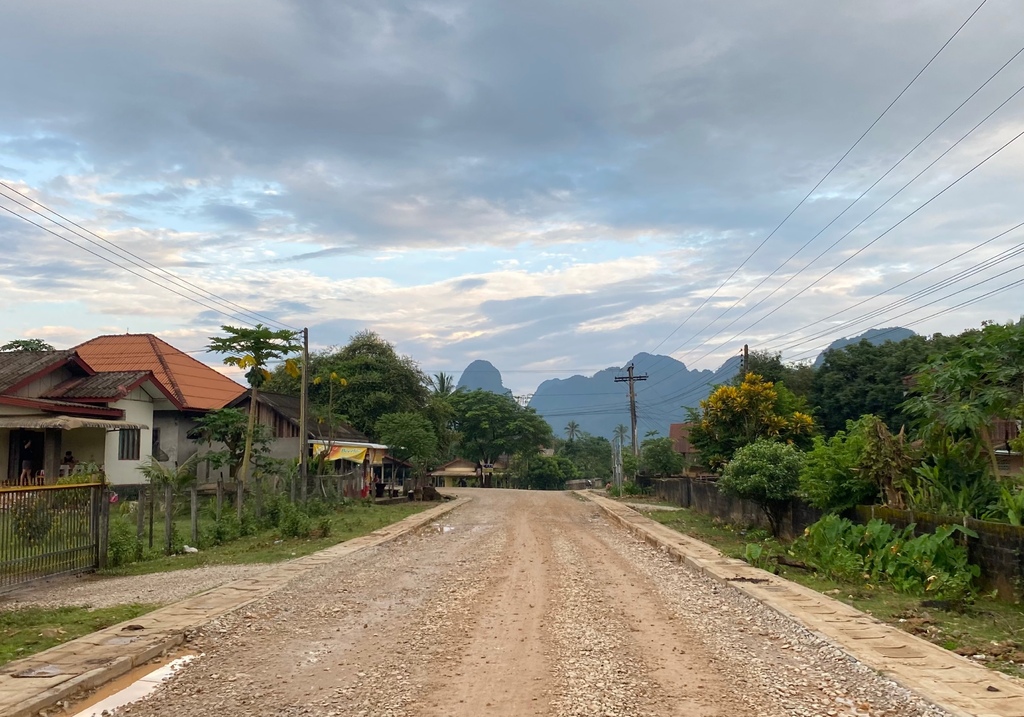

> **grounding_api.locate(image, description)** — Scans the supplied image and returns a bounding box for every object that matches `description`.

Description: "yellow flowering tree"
[686,373,814,471]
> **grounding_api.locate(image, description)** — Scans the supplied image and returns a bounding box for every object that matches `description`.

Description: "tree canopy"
[449,389,552,464]
[1,338,55,352]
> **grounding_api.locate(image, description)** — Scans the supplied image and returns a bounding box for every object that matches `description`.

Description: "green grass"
[0,604,157,667]
[100,501,428,576]
[646,506,1024,679]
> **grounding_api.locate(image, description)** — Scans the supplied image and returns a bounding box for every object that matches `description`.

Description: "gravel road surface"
[115,489,948,717]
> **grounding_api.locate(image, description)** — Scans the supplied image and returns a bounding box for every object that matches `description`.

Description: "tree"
[449,390,552,477]
[719,439,804,536]
[375,412,438,487]
[686,373,814,471]
[799,416,877,514]
[1,338,55,351]
[525,455,578,490]
[137,452,201,491]
[208,324,300,518]
[812,334,959,436]
[564,420,580,442]
[189,408,272,478]
[264,331,429,439]
[903,321,1024,480]
[640,435,685,478]
[430,371,457,398]
[613,424,630,451]
[557,433,612,481]
[745,350,814,401]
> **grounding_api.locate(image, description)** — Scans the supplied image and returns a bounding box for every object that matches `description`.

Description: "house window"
[119,429,141,461]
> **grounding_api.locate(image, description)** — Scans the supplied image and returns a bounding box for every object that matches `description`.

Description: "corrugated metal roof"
[75,334,245,411]
[0,416,147,430]
[0,350,77,393]
[42,371,151,400]
[231,390,368,441]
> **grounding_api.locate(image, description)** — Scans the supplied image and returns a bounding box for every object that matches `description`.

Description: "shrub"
[107,518,142,567]
[719,439,804,536]
[304,499,332,518]
[261,494,286,529]
[210,511,241,545]
[799,418,876,513]
[797,516,980,606]
[317,516,332,538]
[606,485,622,497]
[12,498,53,546]
[621,481,642,496]
[279,503,312,539]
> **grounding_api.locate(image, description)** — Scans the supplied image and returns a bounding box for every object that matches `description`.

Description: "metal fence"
[0,483,107,591]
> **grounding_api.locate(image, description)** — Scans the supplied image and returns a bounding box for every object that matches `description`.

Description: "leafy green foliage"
[639,435,685,477]
[190,408,271,477]
[687,373,814,471]
[906,460,999,518]
[375,412,438,478]
[0,338,55,351]
[266,331,430,439]
[744,350,815,401]
[12,499,52,546]
[719,439,804,536]
[524,455,578,490]
[798,516,980,606]
[799,416,877,513]
[107,518,143,567]
[449,389,552,464]
[986,486,1024,526]
[279,503,313,538]
[556,432,612,480]
[857,416,918,509]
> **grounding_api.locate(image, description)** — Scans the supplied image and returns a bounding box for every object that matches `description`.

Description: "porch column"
[43,428,62,484]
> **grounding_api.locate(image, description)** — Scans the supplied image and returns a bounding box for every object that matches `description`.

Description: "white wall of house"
[104,390,154,485]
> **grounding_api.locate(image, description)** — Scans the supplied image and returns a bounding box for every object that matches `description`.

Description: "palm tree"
[431,371,456,398]
[613,424,629,448]
[565,420,580,442]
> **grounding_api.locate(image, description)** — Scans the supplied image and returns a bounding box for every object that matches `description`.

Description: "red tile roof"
[74,334,245,411]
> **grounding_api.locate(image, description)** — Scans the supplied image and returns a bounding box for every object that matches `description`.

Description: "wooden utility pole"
[742,344,749,375]
[299,327,309,503]
[614,363,647,457]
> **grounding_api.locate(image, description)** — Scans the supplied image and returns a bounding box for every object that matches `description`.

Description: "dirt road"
[119,490,947,717]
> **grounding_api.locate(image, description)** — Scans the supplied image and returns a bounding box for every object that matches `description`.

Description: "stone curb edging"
[0,497,469,717]
[579,491,1024,717]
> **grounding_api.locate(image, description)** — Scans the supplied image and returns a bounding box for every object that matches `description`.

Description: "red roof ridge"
[147,334,185,405]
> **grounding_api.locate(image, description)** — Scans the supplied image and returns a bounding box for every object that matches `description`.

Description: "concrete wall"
[104,391,154,485]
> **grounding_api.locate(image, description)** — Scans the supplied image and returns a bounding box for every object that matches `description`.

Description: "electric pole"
[742,344,749,375]
[299,327,309,503]
[614,363,647,457]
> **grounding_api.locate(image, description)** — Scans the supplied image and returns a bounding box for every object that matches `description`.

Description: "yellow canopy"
[321,445,367,462]
[310,441,388,465]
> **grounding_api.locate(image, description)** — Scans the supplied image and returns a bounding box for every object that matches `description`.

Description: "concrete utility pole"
[742,344,749,375]
[614,363,647,457]
[299,327,309,503]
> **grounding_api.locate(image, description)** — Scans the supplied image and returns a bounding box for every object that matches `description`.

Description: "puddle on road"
[68,653,196,717]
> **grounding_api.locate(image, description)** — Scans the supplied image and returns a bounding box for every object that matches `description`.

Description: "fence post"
[164,483,174,555]
[97,487,111,570]
[191,485,199,545]
[137,485,145,541]
[148,488,155,549]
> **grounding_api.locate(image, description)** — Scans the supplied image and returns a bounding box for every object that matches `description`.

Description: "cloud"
[2,0,1024,399]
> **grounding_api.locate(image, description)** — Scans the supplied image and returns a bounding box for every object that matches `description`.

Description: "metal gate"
[0,483,106,591]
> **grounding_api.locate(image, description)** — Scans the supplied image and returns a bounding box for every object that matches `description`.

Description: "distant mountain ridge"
[454,327,916,440]
[813,327,916,367]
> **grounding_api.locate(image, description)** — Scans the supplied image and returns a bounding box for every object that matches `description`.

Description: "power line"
[643,0,989,362]
[660,40,1024,360]
[0,183,298,332]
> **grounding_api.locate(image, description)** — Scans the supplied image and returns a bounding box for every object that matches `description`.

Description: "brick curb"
[0,497,469,717]
[580,491,1024,717]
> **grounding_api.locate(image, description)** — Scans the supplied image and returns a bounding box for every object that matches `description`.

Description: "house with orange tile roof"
[0,350,179,485]
[75,334,246,476]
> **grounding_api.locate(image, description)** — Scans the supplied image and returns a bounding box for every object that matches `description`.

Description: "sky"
[3,0,1024,399]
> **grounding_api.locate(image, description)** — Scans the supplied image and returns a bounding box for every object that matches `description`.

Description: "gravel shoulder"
[0,565,273,610]
[110,489,952,717]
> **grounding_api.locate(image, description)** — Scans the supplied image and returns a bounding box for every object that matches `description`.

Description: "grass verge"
[0,604,156,667]
[101,501,429,576]
[644,505,1024,679]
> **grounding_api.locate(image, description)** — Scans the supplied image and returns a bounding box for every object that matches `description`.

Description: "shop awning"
[309,440,388,465]
[0,416,148,430]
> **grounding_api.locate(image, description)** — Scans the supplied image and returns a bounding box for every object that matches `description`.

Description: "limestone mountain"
[813,327,915,367]
[456,359,511,395]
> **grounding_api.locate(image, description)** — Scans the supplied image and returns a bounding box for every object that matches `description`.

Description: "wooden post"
[136,485,145,541]
[190,485,199,545]
[236,481,244,522]
[148,487,155,549]
[216,476,223,521]
[97,488,111,569]
[164,483,173,555]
